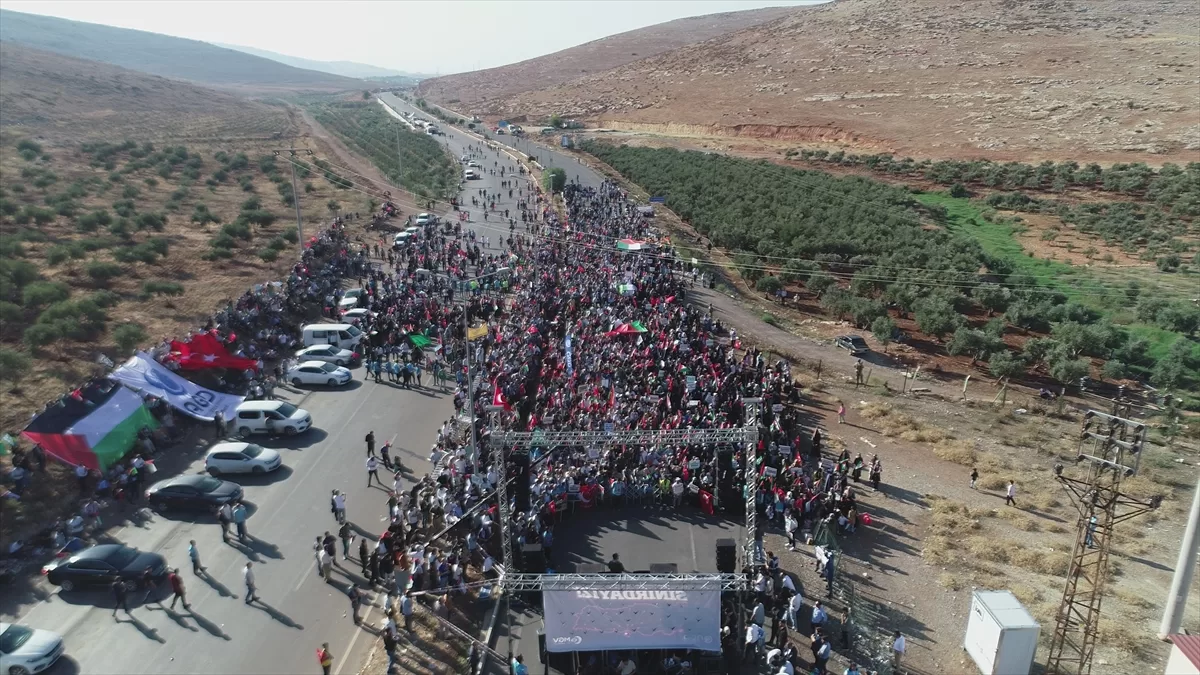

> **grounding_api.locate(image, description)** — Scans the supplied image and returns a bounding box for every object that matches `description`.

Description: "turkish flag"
[171,333,259,371]
[492,382,512,412]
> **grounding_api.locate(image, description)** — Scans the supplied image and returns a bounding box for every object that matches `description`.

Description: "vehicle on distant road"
[205,442,281,476]
[42,543,167,592]
[415,212,434,226]
[295,344,355,366]
[0,623,64,675]
[464,169,479,180]
[146,474,243,511]
[834,334,870,355]
[287,360,352,387]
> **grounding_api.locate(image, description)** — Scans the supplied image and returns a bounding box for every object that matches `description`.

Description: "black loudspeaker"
[538,632,547,659]
[716,538,737,573]
[522,543,546,573]
[511,452,531,513]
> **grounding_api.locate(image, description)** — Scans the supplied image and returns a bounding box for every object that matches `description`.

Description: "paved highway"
[7,99,539,675]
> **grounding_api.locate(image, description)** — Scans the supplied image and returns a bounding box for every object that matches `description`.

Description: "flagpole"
[462,267,509,466]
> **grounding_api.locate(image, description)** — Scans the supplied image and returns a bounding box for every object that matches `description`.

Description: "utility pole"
[274,148,313,251]
[1045,411,1162,675]
[1159,473,1200,639]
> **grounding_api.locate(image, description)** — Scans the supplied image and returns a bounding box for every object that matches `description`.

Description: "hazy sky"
[2,1,822,74]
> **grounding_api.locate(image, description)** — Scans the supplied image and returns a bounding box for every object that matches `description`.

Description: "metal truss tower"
[1045,411,1161,675]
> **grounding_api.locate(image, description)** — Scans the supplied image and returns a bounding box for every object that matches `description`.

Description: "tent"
[23,380,157,470]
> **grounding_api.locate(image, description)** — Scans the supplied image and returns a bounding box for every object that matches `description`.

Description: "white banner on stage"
[543,587,721,653]
[112,353,244,422]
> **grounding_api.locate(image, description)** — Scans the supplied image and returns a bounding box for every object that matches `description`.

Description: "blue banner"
[565,334,574,375]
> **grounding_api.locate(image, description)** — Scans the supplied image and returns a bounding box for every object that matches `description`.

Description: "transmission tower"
[1044,410,1162,675]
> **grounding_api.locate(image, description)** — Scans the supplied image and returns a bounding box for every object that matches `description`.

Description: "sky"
[1,0,823,75]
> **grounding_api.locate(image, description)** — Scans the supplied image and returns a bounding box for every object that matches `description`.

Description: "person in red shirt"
[317,643,334,675]
[167,569,189,610]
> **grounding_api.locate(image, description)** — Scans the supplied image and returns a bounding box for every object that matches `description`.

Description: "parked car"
[340,308,374,325]
[295,344,356,366]
[42,543,167,592]
[338,288,365,310]
[204,441,282,476]
[0,623,65,675]
[834,334,870,355]
[287,360,352,387]
[233,400,312,437]
[146,474,243,511]
[467,161,480,168]
[415,213,434,226]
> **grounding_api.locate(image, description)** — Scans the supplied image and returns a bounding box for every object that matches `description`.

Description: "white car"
[341,308,374,324]
[204,442,282,475]
[288,360,353,387]
[0,623,64,675]
[338,288,365,310]
[467,161,480,168]
[295,344,355,366]
[415,213,433,226]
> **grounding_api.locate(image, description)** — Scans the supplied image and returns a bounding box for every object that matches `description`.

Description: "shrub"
[221,221,252,240]
[144,177,158,187]
[121,185,140,199]
[89,290,121,308]
[282,227,299,244]
[0,301,23,328]
[142,280,184,296]
[23,323,62,353]
[86,261,123,285]
[210,233,237,250]
[755,275,783,295]
[241,209,277,227]
[268,237,288,251]
[242,197,262,210]
[22,280,70,308]
[137,212,166,231]
[258,247,279,262]
[191,204,219,225]
[112,322,148,354]
[0,347,33,386]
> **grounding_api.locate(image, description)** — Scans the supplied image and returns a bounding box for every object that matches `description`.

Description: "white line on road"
[690,524,699,572]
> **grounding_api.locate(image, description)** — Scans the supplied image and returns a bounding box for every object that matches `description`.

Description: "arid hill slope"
[418,5,801,109]
[439,0,1200,163]
[0,43,292,141]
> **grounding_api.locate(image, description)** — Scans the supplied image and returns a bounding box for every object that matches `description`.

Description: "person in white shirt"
[788,591,804,630]
[744,623,765,663]
[892,630,906,668]
[617,658,637,675]
[671,478,685,507]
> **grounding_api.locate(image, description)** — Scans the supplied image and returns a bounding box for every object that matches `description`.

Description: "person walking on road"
[168,569,190,610]
[217,502,233,543]
[348,585,364,625]
[243,562,259,604]
[1005,480,1017,507]
[338,521,353,560]
[365,431,376,458]
[366,456,381,487]
[112,579,131,618]
[317,643,334,675]
[232,501,249,542]
[358,538,370,574]
[213,411,225,440]
[316,538,333,582]
[837,401,846,424]
[400,590,414,632]
[380,441,393,470]
[188,540,207,575]
[331,490,347,524]
[141,567,160,605]
[970,468,979,490]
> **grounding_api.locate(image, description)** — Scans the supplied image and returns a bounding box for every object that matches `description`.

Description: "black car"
[145,474,243,511]
[42,544,167,592]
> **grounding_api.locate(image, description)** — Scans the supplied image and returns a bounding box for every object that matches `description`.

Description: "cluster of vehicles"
[393,213,432,248]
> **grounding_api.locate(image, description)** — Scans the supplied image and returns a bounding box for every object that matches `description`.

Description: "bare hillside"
[419,5,800,110]
[461,0,1200,163]
[0,9,362,93]
[0,43,292,141]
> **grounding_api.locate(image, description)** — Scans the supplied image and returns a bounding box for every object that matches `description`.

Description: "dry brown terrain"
[429,0,1200,164]
[417,5,800,112]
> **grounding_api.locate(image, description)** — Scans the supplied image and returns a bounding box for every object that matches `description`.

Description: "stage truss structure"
[484,400,761,661]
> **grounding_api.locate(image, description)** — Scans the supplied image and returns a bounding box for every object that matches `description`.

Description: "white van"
[301,323,364,350]
[233,400,312,437]
[464,168,478,180]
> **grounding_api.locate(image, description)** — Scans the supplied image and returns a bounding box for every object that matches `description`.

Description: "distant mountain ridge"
[0,9,362,92]
[213,43,431,81]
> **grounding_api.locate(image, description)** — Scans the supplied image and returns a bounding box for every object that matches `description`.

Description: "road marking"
[690,524,698,572]
[335,592,381,675]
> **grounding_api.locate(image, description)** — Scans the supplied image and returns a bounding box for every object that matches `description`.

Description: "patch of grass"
[1009,547,1070,576]
[933,440,976,466]
[858,401,949,443]
[996,509,1041,531]
[967,537,1010,564]
[937,573,963,591]
[977,475,1009,491]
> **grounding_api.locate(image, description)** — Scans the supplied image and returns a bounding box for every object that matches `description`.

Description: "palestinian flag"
[616,239,647,251]
[23,381,157,470]
[407,333,438,350]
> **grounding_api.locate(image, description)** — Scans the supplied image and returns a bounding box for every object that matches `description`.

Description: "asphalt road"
[5,101,541,675]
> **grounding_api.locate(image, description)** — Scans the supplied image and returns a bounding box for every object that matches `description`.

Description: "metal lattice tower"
[742,398,762,567]
[1045,411,1161,675]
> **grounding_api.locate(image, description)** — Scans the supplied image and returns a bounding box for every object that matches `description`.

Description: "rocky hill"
[0,43,292,140]
[0,9,362,93]
[437,0,1200,163]
[419,5,800,110]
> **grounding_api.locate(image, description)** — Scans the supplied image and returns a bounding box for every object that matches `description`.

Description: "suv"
[234,401,312,437]
[834,335,870,355]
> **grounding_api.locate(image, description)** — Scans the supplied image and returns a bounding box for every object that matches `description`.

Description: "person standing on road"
[316,536,333,581]
[970,468,979,490]
[1005,480,1017,506]
[854,359,864,387]
[141,567,160,605]
[837,401,846,424]
[168,569,190,610]
[358,538,371,574]
[348,585,364,625]
[400,590,414,632]
[232,501,249,542]
[213,411,225,440]
[380,441,393,470]
[367,456,381,487]
[338,521,353,560]
[317,643,334,675]
[365,431,376,458]
[331,490,347,524]
[188,540,207,575]
[112,579,131,618]
[243,562,259,604]
[891,630,906,670]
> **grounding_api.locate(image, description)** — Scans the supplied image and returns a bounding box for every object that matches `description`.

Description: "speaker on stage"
[715,538,737,574]
[511,451,531,513]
